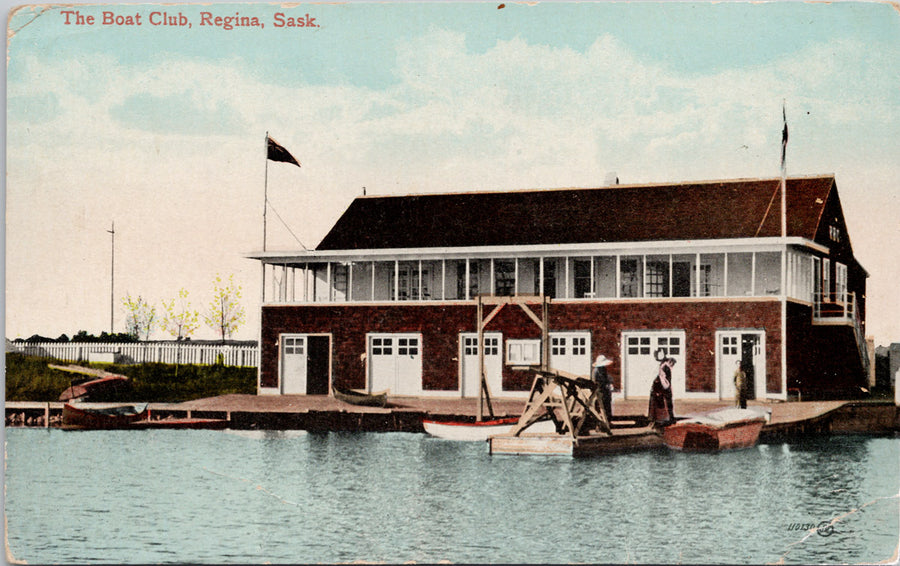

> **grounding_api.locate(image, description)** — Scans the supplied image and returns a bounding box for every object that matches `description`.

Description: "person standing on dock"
[591,354,614,420]
[734,360,748,409]
[648,356,676,428]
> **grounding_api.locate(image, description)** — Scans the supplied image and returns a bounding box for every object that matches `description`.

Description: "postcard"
[5,2,900,564]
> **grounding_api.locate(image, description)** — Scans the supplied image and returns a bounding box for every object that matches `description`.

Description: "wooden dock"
[6,397,898,438]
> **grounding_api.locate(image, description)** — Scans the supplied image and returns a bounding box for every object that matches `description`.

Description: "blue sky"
[6,1,900,343]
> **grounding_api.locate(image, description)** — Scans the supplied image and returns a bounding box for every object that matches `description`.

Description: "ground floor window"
[507,339,541,365]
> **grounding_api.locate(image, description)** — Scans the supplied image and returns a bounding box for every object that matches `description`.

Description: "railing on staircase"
[850,297,871,380]
[812,291,870,379]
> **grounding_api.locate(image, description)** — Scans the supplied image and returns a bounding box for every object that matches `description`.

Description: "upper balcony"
[812,291,858,324]
[259,248,789,305]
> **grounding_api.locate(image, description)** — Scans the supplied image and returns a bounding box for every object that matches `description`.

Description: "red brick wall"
[260,299,783,395]
[549,300,783,394]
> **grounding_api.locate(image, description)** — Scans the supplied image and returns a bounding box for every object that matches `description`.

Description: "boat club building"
[249,175,869,401]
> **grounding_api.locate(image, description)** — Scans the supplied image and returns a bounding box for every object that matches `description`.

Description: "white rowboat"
[423,417,557,441]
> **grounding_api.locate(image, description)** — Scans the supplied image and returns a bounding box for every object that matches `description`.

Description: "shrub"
[5,353,256,403]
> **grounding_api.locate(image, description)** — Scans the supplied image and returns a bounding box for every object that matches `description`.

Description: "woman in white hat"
[591,354,614,420]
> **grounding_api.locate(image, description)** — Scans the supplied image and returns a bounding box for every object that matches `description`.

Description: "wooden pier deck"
[6,396,897,438]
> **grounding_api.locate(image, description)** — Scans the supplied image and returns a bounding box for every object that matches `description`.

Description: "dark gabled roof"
[316,175,838,251]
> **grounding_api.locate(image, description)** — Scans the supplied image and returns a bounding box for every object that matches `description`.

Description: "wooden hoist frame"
[475,295,611,437]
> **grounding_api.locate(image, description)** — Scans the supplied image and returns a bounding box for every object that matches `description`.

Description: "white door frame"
[459,332,503,398]
[279,333,308,394]
[279,333,333,395]
[715,330,766,401]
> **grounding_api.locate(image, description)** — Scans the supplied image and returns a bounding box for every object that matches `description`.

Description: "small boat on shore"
[54,364,131,402]
[423,417,557,441]
[333,385,388,408]
[663,407,770,451]
[62,403,148,430]
[129,417,230,430]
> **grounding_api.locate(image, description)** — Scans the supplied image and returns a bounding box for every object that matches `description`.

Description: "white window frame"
[506,339,542,366]
[835,262,848,304]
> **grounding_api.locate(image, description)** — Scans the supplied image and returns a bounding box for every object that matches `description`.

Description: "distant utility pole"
[107,221,115,334]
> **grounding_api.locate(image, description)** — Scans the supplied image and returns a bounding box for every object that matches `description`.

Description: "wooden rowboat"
[54,364,131,402]
[423,417,557,441]
[58,376,129,402]
[663,407,769,451]
[129,417,230,430]
[62,403,148,430]
[333,385,388,408]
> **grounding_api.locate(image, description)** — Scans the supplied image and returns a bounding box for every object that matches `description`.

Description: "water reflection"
[5,429,898,564]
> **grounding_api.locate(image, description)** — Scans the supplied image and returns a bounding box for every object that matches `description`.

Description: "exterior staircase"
[812,291,870,384]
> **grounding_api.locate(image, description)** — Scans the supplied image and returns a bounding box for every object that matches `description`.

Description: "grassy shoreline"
[5,353,256,403]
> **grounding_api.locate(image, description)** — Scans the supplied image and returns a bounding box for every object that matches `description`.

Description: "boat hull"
[663,418,765,451]
[59,376,129,402]
[130,418,230,430]
[423,418,556,441]
[62,403,148,430]
[333,387,388,408]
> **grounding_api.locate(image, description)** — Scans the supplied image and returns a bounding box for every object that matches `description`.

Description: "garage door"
[368,333,422,396]
[548,331,591,378]
[622,331,686,398]
[460,333,502,398]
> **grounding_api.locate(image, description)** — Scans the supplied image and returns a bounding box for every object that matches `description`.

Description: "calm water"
[4,428,899,564]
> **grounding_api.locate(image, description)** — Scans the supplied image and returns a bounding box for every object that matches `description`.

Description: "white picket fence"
[9,341,258,368]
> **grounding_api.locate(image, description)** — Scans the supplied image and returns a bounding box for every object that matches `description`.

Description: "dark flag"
[781,105,789,170]
[267,136,301,167]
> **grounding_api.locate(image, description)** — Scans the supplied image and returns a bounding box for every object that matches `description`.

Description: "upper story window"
[645,259,669,298]
[264,250,784,304]
[574,259,592,298]
[494,260,515,297]
[829,225,841,242]
[835,262,848,303]
[620,257,642,298]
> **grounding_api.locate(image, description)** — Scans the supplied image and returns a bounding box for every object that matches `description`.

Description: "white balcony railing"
[812,291,855,321]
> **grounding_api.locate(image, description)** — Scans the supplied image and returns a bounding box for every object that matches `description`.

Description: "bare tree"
[203,274,245,343]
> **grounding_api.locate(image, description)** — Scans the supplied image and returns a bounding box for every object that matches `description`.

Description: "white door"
[717,331,765,400]
[718,333,742,400]
[368,334,422,396]
[460,333,502,397]
[548,332,591,377]
[281,335,307,394]
[622,331,686,398]
[395,336,422,396]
